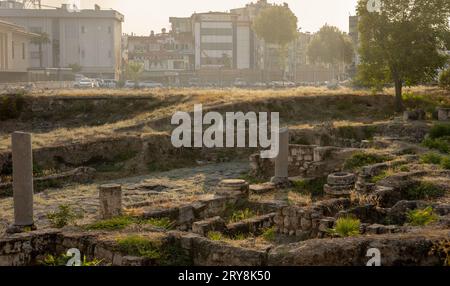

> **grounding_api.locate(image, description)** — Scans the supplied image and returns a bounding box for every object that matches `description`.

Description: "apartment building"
[0,19,37,82]
[0,3,124,79]
[126,30,194,82]
[191,12,252,70]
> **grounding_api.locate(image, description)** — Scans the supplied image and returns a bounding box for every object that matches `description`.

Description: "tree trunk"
[394,79,403,112]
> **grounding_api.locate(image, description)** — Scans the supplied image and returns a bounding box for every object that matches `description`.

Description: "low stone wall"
[249,145,356,179]
[0,167,95,198]
[273,198,351,238]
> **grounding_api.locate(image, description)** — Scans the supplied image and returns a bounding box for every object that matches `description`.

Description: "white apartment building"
[191,12,252,70]
[0,3,124,79]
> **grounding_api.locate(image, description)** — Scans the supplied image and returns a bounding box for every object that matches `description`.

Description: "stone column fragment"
[12,132,34,227]
[271,128,290,187]
[99,184,122,219]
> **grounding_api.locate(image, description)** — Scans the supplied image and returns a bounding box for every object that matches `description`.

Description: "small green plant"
[428,123,450,139]
[343,152,390,171]
[207,231,224,241]
[47,204,83,228]
[140,217,174,229]
[420,152,443,165]
[85,216,134,231]
[116,235,162,259]
[422,137,450,154]
[440,156,450,170]
[328,217,361,237]
[370,171,389,183]
[42,254,102,266]
[228,208,256,223]
[406,207,438,226]
[399,165,410,172]
[406,182,445,200]
[292,177,327,197]
[261,227,276,242]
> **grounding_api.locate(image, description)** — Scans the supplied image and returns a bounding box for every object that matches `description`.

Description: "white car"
[74,78,94,88]
[124,80,137,88]
[102,79,117,88]
[139,81,163,88]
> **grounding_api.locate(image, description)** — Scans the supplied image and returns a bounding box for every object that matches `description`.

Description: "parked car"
[252,82,267,88]
[124,80,137,88]
[233,78,248,88]
[102,79,117,88]
[139,81,163,88]
[74,78,95,88]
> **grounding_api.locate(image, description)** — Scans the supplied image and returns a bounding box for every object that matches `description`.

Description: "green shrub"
[428,123,450,139]
[439,68,450,90]
[420,152,443,165]
[0,94,25,121]
[207,231,224,241]
[42,253,102,266]
[47,205,83,228]
[329,217,361,237]
[292,177,327,197]
[343,152,390,171]
[116,236,162,259]
[261,227,276,242]
[422,137,450,154]
[140,217,174,229]
[229,208,256,223]
[407,207,438,226]
[85,216,134,231]
[406,182,445,200]
[440,156,450,170]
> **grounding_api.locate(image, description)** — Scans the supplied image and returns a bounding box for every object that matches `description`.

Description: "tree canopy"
[307,25,354,66]
[253,5,298,47]
[356,0,450,111]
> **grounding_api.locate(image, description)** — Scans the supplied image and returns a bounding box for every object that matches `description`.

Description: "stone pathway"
[0,161,249,236]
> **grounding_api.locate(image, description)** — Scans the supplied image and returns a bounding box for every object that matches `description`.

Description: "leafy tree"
[253,4,298,78]
[125,61,144,87]
[68,63,82,73]
[356,0,450,111]
[307,25,354,80]
[30,32,50,68]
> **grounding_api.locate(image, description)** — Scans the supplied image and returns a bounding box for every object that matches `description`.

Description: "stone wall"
[273,198,351,238]
[250,145,357,179]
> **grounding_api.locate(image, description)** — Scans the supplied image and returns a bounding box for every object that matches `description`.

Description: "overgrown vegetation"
[430,240,450,266]
[406,207,438,226]
[47,204,83,228]
[206,231,249,241]
[261,227,276,242]
[343,152,390,171]
[328,216,361,237]
[406,182,445,200]
[116,235,162,259]
[228,208,257,224]
[292,177,327,197]
[420,152,450,170]
[41,253,102,266]
[422,123,450,155]
[439,68,450,91]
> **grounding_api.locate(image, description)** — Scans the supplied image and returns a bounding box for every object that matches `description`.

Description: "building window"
[81,26,85,33]
[22,43,25,59]
[12,41,14,59]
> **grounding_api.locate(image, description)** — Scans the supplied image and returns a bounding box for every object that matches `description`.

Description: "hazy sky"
[41,0,359,35]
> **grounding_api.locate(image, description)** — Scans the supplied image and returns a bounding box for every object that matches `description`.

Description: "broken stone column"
[10,132,35,232]
[99,184,122,219]
[324,172,356,198]
[271,128,291,187]
[215,179,249,198]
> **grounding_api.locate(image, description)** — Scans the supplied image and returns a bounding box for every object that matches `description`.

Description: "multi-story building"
[0,19,36,81]
[0,2,124,79]
[191,12,252,70]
